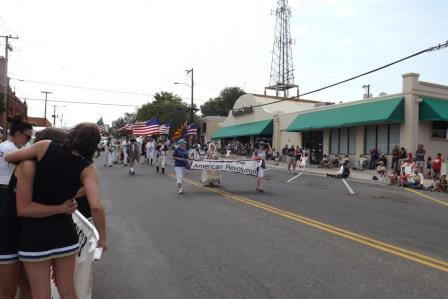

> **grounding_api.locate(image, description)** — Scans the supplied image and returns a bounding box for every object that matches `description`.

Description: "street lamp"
[362,85,370,99]
[174,68,194,123]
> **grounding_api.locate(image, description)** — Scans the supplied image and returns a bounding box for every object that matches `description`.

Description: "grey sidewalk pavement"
[265,159,436,187]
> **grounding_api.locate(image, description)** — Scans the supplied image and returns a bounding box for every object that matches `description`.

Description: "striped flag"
[159,123,170,135]
[118,123,133,132]
[133,118,159,136]
[96,118,105,134]
[172,121,187,140]
[186,123,198,136]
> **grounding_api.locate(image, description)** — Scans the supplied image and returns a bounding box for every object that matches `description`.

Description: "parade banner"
[190,160,262,176]
[50,211,103,299]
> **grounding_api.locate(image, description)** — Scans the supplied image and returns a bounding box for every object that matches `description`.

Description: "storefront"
[211,94,322,152]
[286,73,448,166]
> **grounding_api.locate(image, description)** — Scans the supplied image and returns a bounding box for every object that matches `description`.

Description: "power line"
[11,77,156,97]
[252,40,448,109]
[22,97,138,107]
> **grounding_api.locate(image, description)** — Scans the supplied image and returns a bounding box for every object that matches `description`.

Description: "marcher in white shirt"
[146,138,155,166]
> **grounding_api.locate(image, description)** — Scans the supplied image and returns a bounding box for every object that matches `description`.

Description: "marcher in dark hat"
[127,138,140,175]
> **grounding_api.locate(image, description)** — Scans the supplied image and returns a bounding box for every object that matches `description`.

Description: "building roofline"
[251,93,324,104]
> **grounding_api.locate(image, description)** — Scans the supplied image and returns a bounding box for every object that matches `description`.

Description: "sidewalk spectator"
[391,145,400,171]
[281,145,289,165]
[432,153,442,179]
[378,154,387,168]
[369,147,378,169]
[320,154,330,168]
[287,145,296,174]
[295,146,302,168]
[426,156,432,179]
[436,175,447,193]
[376,161,387,181]
[399,171,408,187]
[388,170,399,186]
[408,169,424,189]
[326,161,350,178]
[4,123,108,299]
[355,154,368,170]
[407,153,414,163]
[415,144,426,174]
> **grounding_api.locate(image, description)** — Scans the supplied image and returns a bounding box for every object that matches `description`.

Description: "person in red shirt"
[432,153,442,179]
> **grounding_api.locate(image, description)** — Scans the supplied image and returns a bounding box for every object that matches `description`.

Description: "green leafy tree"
[111,112,136,138]
[200,87,245,116]
[136,92,192,134]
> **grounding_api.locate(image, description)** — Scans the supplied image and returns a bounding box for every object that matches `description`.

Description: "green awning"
[419,97,448,121]
[286,97,404,132]
[211,119,273,139]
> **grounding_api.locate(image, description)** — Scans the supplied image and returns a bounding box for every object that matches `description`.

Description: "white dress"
[201,150,221,185]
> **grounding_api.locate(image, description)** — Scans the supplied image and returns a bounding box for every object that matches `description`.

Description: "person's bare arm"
[16,160,78,218]
[81,164,108,250]
[5,140,51,163]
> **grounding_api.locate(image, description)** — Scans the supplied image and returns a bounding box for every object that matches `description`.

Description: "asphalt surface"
[92,157,448,298]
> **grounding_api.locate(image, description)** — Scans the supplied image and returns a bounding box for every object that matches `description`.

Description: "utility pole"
[1,35,18,140]
[41,91,52,125]
[186,68,194,123]
[52,105,57,126]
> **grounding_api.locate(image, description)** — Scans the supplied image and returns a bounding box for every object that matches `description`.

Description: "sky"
[1,0,447,127]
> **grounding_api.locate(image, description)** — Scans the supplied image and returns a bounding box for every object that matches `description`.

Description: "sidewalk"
[265,160,434,187]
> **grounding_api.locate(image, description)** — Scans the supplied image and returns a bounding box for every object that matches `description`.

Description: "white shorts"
[175,167,185,184]
[257,167,264,178]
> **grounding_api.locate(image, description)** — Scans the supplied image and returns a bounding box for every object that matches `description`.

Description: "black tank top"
[33,142,91,206]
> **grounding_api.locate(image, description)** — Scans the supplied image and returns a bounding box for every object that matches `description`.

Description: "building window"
[389,124,400,152]
[377,125,389,155]
[330,127,357,155]
[339,128,348,154]
[349,127,357,154]
[432,121,448,139]
[364,124,400,154]
[202,123,206,133]
[330,128,339,154]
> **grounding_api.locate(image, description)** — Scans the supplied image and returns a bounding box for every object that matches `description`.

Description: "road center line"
[342,179,355,195]
[170,174,448,273]
[404,188,448,208]
[287,172,303,183]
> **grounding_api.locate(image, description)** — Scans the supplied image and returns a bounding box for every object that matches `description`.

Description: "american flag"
[97,118,105,134]
[118,123,133,132]
[186,123,198,136]
[159,123,170,135]
[133,118,159,136]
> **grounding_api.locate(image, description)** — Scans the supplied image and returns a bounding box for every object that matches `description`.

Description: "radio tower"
[265,0,298,98]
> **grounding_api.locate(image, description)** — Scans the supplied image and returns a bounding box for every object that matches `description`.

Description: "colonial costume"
[156,142,168,174]
[104,139,115,167]
[127,138,141,175]
[201,143,221,186]
[146,139,155,166]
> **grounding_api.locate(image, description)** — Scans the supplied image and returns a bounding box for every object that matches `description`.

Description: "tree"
[111,112,136,138]
[135,92,192,134]
[200,87,245,116]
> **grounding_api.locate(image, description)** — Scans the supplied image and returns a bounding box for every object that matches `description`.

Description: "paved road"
[93,158,448,298]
